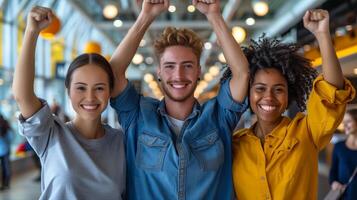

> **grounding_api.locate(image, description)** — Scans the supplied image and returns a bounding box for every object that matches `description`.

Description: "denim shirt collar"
[157,98,201,120]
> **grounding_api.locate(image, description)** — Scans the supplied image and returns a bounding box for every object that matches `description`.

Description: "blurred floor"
[0,169,40,200]
[318,162,330,200]
[319,173,330,200]
[0,165,330,200]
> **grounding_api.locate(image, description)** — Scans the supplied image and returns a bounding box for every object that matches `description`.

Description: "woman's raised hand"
[27,6,53,34]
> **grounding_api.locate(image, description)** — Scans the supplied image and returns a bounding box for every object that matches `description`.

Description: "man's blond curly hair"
[154,27,204,62]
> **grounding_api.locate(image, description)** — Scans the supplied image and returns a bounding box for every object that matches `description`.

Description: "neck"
[164,96,196,120]
[72,117,104,139]
[254,117,284,139]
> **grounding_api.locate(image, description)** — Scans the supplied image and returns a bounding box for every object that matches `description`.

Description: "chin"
[260,115,282,123]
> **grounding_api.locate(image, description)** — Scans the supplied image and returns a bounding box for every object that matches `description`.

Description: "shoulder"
[103,125,125,146]
[104,125,123,136]
[140,96,160,107]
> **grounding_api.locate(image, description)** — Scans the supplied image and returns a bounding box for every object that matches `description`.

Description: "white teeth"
[171,84,186,89]
[82,105,98,110]
[260,105,277,112]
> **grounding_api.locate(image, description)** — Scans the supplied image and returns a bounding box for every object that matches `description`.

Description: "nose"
[85,89,96,101]
[264,89,275,100]
[173,66,185,79]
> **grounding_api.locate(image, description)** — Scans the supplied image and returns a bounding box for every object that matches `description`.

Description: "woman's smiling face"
[249,68,288,124]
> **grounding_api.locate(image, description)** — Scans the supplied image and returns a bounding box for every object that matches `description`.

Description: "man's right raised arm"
[110,0,169,97]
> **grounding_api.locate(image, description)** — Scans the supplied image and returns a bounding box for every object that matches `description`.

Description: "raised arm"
[109,0,169,97]
[12,6,53,119]
[194,0,249,103]
[303,9,344,89]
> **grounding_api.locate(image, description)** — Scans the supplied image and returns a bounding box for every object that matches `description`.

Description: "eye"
[95,86,105,91]
[184,64,193,68]
[274,87,285,93]
[76,86,86,91]
[164,65,174,69]
[254,86,265,92]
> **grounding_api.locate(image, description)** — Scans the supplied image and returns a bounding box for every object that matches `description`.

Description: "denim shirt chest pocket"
[189,130,224,171]
[135,132,169,171]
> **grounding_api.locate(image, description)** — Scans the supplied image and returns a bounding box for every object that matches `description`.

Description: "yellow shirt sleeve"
[306,75,356,149]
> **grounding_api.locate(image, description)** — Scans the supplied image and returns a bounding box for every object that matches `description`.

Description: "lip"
[80,104,100,111]
[258,104,279,112]
[167,81,191,89]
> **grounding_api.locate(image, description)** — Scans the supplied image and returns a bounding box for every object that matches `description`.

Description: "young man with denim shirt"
[110,0,249,199]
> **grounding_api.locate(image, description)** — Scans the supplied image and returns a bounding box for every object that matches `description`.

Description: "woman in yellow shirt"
[223,10,356,199]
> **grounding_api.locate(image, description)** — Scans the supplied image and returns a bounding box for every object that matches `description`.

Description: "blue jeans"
[0,153,11,187]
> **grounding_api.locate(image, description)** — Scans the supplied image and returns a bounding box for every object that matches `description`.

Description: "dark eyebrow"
[74,82,107,86]
[163,62,176,65]
[252,83,266,86]
[94,83,107,86]
[273,84,286,87]
[74,82,87,85]
[163,61,195,65]
[181,61,194,64]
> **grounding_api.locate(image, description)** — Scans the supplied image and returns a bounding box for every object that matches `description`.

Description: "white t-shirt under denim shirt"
[18,101,126,200]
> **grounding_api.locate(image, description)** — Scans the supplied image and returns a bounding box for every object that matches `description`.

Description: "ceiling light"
[113,19,123,27]
[218,53,226,63]
[145,57,154,65]
[149,81,159,90]
[204,73,213,82]
[103,4,118,19]
[245,17,255,26]
[187,5,195,13]
[195,87,203,94]
[209,65,220,76]
[232,26,246,43]
[204,42,212,50]
[168,5,176,13]
[199,80,208,89]
[140,39,146,47]
[144,73,154,83]
[253,1,269,16]
[154,90,162,98]
[194,92,200,98]
[345,25,353,32]
[132,53,144,65]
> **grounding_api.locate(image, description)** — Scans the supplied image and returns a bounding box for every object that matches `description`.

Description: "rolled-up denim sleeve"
[110,82,140,131]
[18,101,55,157]
[217,78,248,113]
[215,78,249,131]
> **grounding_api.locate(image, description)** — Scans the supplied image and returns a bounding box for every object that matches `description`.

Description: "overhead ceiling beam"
[66,0,116,49]
[9,0,28,20]
[253,0,327,38]
[97,19,271,30]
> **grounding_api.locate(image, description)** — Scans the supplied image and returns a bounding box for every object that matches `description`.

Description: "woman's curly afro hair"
[222,35,318,112]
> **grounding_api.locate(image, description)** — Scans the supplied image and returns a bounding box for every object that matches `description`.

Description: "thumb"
[303,10,310,25]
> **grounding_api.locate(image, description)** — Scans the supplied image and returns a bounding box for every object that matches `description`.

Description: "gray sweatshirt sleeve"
[18,101,56,157]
